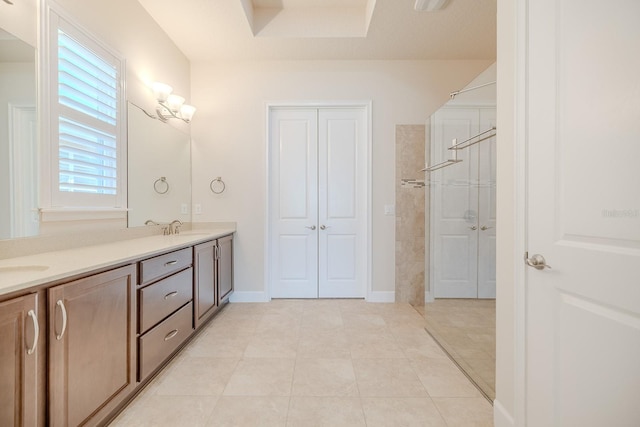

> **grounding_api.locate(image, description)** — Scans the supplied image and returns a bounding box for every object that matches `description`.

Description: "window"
[44,7,126,214]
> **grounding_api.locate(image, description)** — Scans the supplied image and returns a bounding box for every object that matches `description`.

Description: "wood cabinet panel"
[0,293,38,427]
[138,301,193,380]
[139,247,192,286]
[48,265,136,427]
[138,267,193,334]
[217,235,234,304]
[194,240,216,329]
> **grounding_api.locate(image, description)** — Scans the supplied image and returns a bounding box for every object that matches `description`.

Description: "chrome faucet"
[169,220,183,235]
[145,219,160,226]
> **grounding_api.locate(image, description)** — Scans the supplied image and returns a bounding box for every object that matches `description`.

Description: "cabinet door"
[0,293,38,427]
[49,265,136,427]
[217,235,234,303]
[194,240,216,329]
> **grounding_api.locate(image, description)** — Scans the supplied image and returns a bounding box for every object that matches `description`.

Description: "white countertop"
[0,228,235,297]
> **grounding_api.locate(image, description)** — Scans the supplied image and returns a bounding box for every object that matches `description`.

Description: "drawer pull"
[164,291,179,300]
[164,329,179,341]
[164,260,178,266]
[27,309,39,355]
[56,300,67,341]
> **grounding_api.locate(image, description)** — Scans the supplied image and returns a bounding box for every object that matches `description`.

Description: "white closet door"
[270,109,319,298]
[477,108,496,298]
[270,107,367,299]
[431,109,480,298]
[318,108,366,298]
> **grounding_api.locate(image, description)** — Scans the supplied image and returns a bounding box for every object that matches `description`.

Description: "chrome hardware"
[305,225,316,230]
[153,177,170,194]
[214,244,220,260]
[145,219,160,226]
[164,291,178,300]
[164,260,178,266]
[470,226,477,230]
[169,219,183,235]
[525,252,552,270]
[164,329,179,341]
[27,309,38,355]
[56,300,67,341]
[320,225,330,230]
[480,225,493,231]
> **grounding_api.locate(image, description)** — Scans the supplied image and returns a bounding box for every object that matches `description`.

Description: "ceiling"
[136,0,496,62]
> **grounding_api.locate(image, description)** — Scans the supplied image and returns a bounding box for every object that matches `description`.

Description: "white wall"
[190,59,492,297]
[0,0,37,47]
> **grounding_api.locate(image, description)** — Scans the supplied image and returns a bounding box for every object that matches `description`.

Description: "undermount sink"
[0,265,50,273]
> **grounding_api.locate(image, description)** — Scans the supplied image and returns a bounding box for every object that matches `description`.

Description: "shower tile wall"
[395,124,429,307]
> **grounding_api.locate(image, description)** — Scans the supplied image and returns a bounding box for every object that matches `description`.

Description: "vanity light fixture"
[151,82,196,123]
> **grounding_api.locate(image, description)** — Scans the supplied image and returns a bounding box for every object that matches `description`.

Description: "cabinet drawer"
[138,302,193,381]
[140,247,192,285]
[139,268,193,333]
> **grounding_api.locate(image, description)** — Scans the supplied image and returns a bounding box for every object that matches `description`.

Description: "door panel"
[526,1,640,425]
[318,109,366,298]
[478,109,496,298]
[431,109,480,298]
[270,109,318,298]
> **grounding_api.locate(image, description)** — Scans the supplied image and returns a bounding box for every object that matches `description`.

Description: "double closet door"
[269,107,367,298]
[430,107,496,298]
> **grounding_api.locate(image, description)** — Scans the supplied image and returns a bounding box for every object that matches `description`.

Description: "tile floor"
[110,300,493,427]
[422,299,496,401]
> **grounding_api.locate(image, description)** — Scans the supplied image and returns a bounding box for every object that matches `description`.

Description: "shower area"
[395,64,496,401]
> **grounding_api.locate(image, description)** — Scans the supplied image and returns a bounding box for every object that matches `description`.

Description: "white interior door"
[477,108,496,298]
[318,109,366,298]
[431,109,480,298]
[270,106,367,299]
[270,109,319,298]
[525,1,640,425]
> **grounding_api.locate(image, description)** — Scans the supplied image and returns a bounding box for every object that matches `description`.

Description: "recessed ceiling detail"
[240,0,377,38]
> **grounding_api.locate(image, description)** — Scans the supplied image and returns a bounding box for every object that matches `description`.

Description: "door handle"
[320,225,330,230]
[27,309,39,355]
[480,225,493,231]
[55,300,67,340]
[525,252,552,270]
[469,226,477,230]
[305,225,316,230]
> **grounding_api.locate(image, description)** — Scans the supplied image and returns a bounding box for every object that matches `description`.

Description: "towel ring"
[154,177,170,194]
[210,177,226,194]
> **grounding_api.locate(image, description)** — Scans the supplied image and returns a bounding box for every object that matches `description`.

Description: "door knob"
[320,225,330,230]
[305,225,316,230]
[480,225,493,231]
[469,226,477,230]
[525,252,552,270]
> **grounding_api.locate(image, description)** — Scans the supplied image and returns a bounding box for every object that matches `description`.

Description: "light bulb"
[152,82,172,103]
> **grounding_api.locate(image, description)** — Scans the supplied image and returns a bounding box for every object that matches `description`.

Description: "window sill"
[40,208,128,222]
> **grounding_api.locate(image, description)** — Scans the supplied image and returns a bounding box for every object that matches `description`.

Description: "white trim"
[494,399,516,427]
[513,0,528,424]
[229,291,270,303]
[365,291,395,303]
[39,207,128,222]
[424,290,434,303]
[264,101,372,300]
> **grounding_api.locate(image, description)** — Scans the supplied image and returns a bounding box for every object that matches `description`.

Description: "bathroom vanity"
[0,228,234,426]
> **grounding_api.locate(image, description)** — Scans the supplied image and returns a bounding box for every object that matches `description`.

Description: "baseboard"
[366,291,395,303]
[425,290,434,303]
[493,399,515,427]
[228,291,270,303]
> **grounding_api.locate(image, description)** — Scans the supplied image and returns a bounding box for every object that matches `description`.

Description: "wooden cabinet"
[48,265,137,427]
[0,293,39,427]
[194,240,217,329]
[217,234,234,304]
[137,249,194,381]
[194,234,234,329]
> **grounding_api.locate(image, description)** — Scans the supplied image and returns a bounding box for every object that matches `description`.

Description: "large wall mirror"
[127,103,191,228]
[0,27,38,240]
